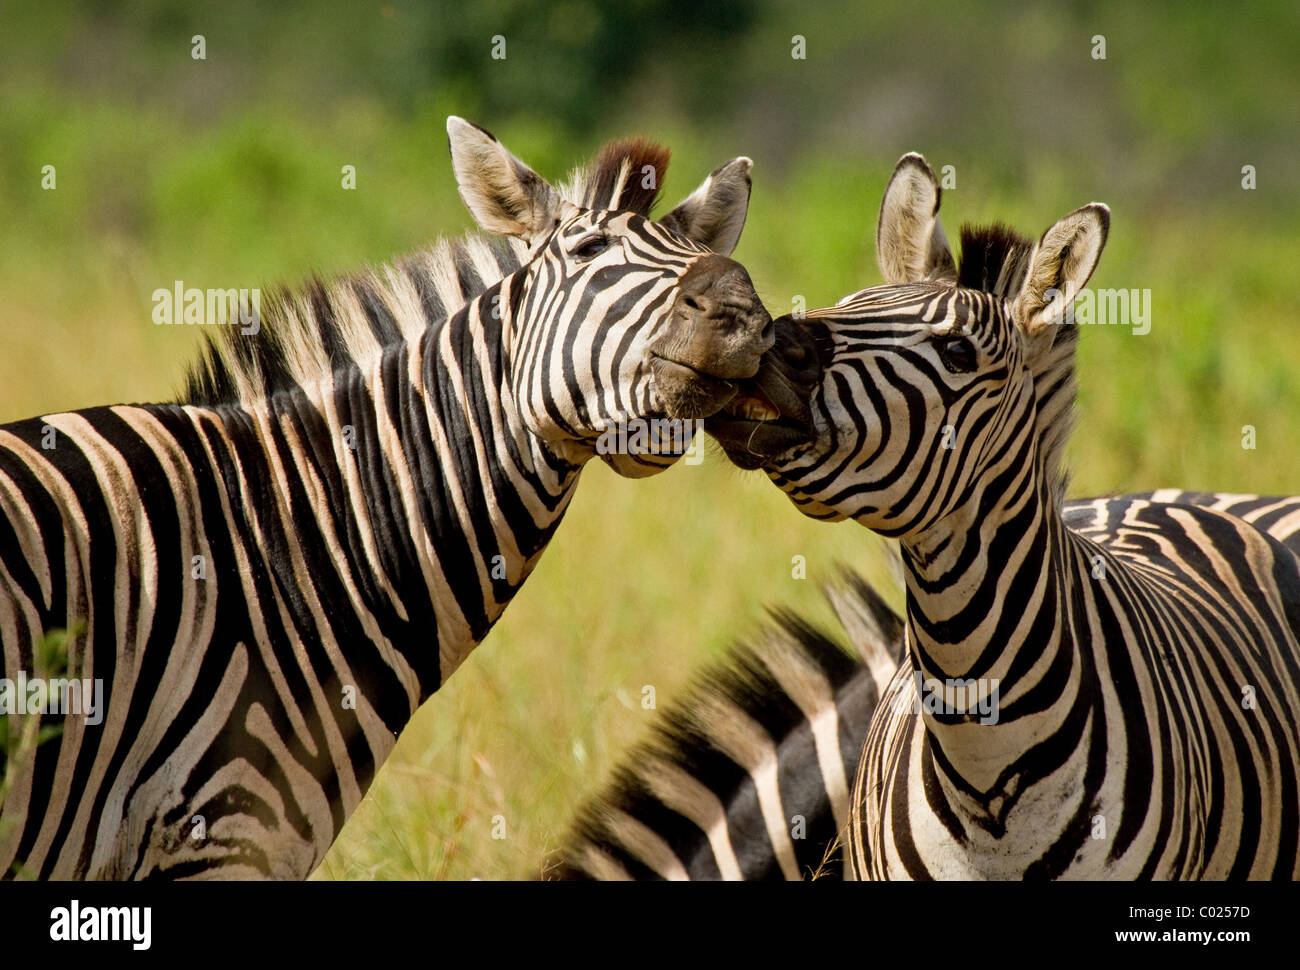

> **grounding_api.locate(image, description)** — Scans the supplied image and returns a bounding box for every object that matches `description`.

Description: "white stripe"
[692,693,800,879]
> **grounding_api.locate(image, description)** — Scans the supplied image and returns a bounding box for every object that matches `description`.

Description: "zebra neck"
[897,461,1091,802]
[225,278,582,710]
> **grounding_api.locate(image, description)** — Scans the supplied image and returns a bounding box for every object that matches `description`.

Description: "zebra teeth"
[725,394,780,422]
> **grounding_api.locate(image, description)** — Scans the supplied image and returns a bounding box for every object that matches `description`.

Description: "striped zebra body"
[0,120,772,879]
[703,153,1300,879]
[554,494,1300,880]
[1,297,561,879]
[1122,491,1300,558]
[850,492,1300,879]
[546,432,1300,881]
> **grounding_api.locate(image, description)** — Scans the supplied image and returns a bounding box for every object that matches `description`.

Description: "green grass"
[1,3,1296,881]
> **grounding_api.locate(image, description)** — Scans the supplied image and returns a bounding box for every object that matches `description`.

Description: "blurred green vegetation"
[0,1,1296,879]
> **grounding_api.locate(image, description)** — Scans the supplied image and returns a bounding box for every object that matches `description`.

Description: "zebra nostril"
[683,296,702,312]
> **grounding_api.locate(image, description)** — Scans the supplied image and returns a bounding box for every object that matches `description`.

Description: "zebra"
[704,152,1300,879]
[0,118,774,880]
[556,154,1300,881]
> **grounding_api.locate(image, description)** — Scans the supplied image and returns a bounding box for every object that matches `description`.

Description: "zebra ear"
[447,117,562,243]
[876,153,957,284]
[659,158,752,255]
[1012,204,1110,334]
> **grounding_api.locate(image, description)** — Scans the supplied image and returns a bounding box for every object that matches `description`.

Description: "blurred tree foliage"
[0,0,762,128]
[2,0,1295,207]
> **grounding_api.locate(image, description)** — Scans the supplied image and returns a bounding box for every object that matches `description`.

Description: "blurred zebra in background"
[0,118,772,879]
[559,154,1300,880]
[550,571,902,880]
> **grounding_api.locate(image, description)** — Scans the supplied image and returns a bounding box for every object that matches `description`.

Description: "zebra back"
[1122,491,1300,559]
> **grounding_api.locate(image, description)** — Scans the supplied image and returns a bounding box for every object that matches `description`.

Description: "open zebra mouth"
[721,387,781,422]
[704,316,826,470]
[707,389,815,469]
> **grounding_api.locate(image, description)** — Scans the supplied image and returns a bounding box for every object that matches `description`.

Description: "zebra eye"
[938,336,978,373]
[571,234,612,260]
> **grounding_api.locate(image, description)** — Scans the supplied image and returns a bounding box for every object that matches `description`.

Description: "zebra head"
[708,153,1109,536]
[447,118,773,476]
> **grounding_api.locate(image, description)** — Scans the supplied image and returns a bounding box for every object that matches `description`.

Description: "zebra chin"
[648,354,744,418]
[706,415,818,469]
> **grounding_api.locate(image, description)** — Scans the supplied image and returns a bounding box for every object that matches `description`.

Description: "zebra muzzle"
[648,254,775,418]
[703,315,826,469]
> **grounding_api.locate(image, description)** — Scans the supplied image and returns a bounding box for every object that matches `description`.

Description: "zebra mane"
[958,222,1077,502]
[559,137,671,216]
[181,234,527,406]
[182,137,673,407]
[957,223,1031,297]
[548,568,904,881]
[551,609,887,881]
